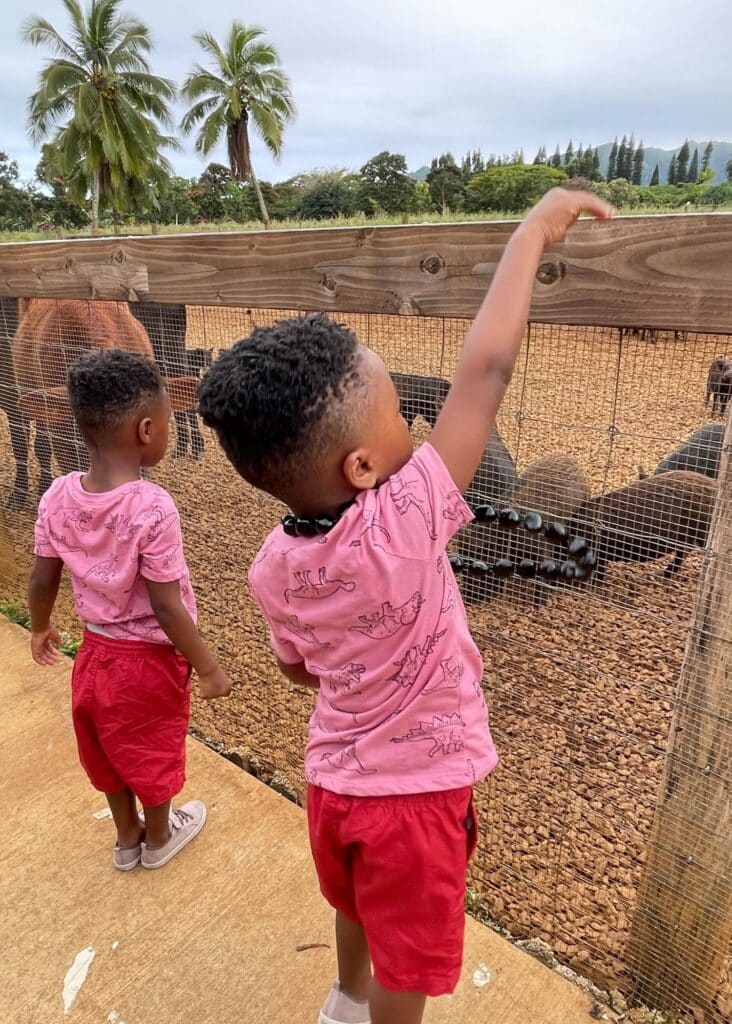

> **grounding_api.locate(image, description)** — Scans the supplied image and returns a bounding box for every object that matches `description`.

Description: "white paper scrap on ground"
[62,946,95,1014]
[111,941,119,951]
[92,808,113,820]
[472,962,492,987]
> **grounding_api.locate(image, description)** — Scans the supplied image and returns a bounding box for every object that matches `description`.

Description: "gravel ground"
[1,307,729,1017]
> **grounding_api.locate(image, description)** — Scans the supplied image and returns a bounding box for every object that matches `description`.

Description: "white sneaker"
[319,981,370,1024]
[141,800,207,869]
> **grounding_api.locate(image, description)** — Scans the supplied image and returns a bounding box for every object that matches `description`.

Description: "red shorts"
[71,630,191,806]
[307,785,478,996]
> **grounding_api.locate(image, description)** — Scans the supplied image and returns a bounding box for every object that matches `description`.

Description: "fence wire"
[0,297,730,1023]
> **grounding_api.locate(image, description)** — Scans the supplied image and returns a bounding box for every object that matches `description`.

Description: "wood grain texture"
[1,214,731,331]
[628,408,732,1020]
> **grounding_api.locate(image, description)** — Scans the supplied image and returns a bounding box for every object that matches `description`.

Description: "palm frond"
[192,30,228,69]
[180,68,228,101]
[195,107,228,157]
[179,96,222,134]
[249,100,283,158]
[21,16,85,64]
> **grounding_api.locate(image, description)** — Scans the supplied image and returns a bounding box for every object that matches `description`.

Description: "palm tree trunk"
[248,163,271,229]
[91,170,100,235]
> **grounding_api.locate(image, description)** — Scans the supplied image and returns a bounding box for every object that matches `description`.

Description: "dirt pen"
[0,216,730,1022]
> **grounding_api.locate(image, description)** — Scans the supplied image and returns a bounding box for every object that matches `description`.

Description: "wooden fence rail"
[1,214,732,332]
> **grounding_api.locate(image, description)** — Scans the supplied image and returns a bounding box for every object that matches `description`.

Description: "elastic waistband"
[81,628,174,657]
[308,784,472,810]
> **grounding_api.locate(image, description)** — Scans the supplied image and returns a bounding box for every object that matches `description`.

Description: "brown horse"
[10,299,199,505]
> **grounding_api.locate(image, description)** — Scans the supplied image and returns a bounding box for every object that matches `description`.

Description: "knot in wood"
[420,254,444,276]
[113,249,125,265]
[321,275,336,292]
[536,260,566,285]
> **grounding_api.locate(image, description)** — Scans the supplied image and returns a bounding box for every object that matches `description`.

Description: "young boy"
[28,349,232,871]
[198,189,613,1024]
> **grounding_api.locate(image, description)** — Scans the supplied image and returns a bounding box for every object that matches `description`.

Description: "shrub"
[465,164,567,214]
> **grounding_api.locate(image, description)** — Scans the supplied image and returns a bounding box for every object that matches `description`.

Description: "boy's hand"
[197,664,234,700]
[522,188,615,247]
[31,625,61,666]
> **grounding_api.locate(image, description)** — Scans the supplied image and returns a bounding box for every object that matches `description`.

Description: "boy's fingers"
[572,191,615,219]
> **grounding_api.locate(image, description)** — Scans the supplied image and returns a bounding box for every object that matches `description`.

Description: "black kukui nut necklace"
[281,500,597,583]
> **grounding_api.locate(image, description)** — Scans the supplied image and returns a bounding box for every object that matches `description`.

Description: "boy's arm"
[28,555,64,666]
[276,657,320,690]
[145,579,233,700]
[429,189,614,492]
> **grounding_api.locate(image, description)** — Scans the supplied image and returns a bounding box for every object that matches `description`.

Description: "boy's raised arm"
[428,189,614,493]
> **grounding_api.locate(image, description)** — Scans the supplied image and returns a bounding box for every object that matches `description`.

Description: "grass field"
[2,201,731,244]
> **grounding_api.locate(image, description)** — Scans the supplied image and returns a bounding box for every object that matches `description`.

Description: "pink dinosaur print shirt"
[249,443,498,796]
[34,474,197,645]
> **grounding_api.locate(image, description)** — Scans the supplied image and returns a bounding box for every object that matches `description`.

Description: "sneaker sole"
[141,805,207,870]
[319,1013,370,1024]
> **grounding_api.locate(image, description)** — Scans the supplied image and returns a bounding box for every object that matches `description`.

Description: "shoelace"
[169,808,194,831]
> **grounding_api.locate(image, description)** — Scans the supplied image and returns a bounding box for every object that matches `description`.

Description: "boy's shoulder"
[135,479,178,508]
[39,474,178,514]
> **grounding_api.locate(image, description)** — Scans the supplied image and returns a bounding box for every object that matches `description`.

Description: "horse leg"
[172,410,190,458]
[664,551,685,578]
[4,409,30,512]
[189,410,205,460]
[34,424,54,496]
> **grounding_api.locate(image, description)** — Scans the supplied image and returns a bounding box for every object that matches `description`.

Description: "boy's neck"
[82,449,144,494]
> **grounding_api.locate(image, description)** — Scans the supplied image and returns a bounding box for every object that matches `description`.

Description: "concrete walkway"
[0,618,595,1024]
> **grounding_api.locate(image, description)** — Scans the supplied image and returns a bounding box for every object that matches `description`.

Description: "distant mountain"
[410,165,429,182]
[595,139,732,185]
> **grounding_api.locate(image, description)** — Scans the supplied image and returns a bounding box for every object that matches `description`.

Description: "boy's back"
[36,473,196,643]
[249,443,497,795]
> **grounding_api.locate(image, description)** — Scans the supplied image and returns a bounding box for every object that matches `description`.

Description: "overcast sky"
[2,0,729,183]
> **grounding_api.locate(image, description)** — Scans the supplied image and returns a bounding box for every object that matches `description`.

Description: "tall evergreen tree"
[533,145,546,164]
[688,147,699,183]
[668,153,677,185]
[676,139,690,183]
[650,164,659,186]
[632,140,645,185]
[727,158,732,182]
[592,147,601,181]
[551,145,562,169]
[623,134,635,180]
[616,136,627,181]
[564,138,574,165]
[607,137,619,181]
[702,141,714,174]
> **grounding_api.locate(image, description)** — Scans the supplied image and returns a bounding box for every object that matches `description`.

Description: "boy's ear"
[342,448,378,491]
[137,416,154,446]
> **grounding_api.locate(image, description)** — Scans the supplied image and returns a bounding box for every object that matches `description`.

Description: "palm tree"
[180,22,295,228]
[23,0,177,233]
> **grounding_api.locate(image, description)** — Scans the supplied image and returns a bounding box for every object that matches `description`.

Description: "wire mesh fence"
[0,296,730,1023]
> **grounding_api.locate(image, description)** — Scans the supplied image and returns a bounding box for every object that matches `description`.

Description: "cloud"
[1,0,728,182]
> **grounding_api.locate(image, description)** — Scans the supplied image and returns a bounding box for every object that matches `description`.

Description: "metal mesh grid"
[0,297,729,1023]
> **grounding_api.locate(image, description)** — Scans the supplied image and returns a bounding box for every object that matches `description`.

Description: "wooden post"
[628,409,732,1019]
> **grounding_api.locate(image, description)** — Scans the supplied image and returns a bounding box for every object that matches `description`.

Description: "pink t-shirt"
[249,444,498,796]
[34,474,196,644]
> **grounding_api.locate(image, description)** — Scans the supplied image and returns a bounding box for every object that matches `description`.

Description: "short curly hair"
[67,348,164,435]
[198,313,365,493]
